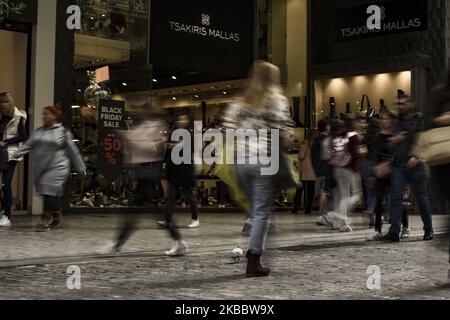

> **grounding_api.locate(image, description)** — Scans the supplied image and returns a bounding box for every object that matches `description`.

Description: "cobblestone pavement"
[0,212,449,300]
[0,237,449,300]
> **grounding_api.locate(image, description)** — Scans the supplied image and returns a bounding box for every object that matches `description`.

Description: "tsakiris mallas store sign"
[168,13,241,42]
[336,0,428,41]
[150,0,254,79]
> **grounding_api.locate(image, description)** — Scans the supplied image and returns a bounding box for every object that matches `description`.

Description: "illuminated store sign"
[336,0,427,41]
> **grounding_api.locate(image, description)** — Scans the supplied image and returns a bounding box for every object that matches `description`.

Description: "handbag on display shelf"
[413,126,450,167]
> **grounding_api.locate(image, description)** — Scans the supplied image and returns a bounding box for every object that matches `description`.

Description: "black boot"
[424,230,434,241]
[381,232,400,243]
[246,252,271,278]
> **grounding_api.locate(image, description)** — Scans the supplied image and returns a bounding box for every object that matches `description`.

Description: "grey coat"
[14,124,86,197]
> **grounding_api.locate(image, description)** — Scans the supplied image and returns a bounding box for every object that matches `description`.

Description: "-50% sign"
[103,138,122,166]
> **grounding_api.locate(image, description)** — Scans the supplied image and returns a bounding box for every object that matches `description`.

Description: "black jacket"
[311,133,330,177]
[165,133,196,188]
[392,112,424,166]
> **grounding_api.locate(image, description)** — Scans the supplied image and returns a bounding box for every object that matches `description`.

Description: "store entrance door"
[0,29,29,213]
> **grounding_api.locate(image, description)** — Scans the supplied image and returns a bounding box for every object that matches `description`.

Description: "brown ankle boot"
[246,252,271,278]
[49,210,63,228]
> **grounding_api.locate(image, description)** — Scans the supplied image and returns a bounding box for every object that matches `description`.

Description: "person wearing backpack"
[328,116,363,232]
[13,105,86,231]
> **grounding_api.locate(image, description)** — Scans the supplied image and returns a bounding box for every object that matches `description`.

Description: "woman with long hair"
[222,61,294,277]
[13,105,86,231]
[293,129,318,214]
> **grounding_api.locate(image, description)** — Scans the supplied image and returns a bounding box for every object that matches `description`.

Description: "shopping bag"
[413,126,450,166]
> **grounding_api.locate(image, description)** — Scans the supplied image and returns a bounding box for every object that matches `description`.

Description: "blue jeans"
[236,164,274,256]
[389,163,433,235]
[362,159,376,211]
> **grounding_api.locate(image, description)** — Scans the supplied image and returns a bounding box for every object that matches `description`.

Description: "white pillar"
[29,0,57,215]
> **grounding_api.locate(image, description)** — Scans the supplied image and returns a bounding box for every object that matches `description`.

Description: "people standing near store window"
[158,114,199,257]
[0,93,28,228]
[222,61,295,277]
[383,95,434,242]
[13,105,86,231]
[292,129,317,214]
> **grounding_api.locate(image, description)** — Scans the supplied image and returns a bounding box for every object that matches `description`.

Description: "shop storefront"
[0,0,37,214]
[53,0,260,213]
[309,0,439,118]
[309,0,450,212]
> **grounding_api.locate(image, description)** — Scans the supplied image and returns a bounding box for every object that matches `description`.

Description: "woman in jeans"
[222,61,294,277]
[13,105,86,231]
[293,129,318,214]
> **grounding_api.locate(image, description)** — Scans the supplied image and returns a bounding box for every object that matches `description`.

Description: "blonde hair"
[242,61,283,108]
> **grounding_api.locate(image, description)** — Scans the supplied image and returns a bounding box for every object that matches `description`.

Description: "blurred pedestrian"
[361,117,380,227]
[222,61,295,277]
[13,105,86,231]
[99,97,170,254]
[0,93,28,228]
[326,116,363,232]
[292,129,318,214]
[312,120,334,226]
[383,95,433,242]
[159,114,198,256]
[367,110,396,241]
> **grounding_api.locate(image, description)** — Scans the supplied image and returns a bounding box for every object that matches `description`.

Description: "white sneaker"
[339,224,353,233]
[401,228,410,239]
[0,216,11,227]
[367,232,383,241]
[165,241,188,257]
[158,220,170,228]
[316,215,332,227]
[187,220,200,229]
[96,241,120,255]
